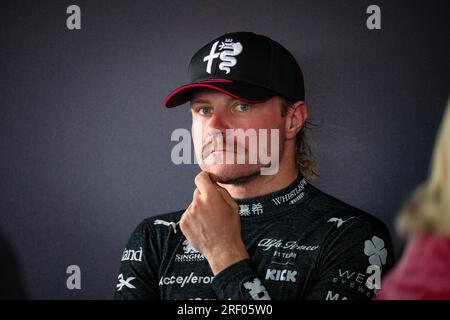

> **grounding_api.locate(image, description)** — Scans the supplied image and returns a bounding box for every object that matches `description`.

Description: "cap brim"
[164,79,276,108]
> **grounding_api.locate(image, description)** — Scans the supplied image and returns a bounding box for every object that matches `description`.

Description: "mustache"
[201,138,247,160]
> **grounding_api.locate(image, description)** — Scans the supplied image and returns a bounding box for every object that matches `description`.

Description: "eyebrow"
[190,98,211,106]
[190,95,236,108]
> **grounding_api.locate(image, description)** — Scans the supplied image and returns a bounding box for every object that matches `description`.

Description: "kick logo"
[203,39,243,74]
[243,278,271,300]
[116,274,136,291]
[265,269,297,282]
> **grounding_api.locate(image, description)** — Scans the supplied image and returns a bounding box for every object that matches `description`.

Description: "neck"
[217,151,299,199]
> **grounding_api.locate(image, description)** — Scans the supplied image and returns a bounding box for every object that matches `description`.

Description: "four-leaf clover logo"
[364,236,387,268]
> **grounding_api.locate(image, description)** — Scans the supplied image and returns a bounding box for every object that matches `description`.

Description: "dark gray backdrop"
[1,0,449,299]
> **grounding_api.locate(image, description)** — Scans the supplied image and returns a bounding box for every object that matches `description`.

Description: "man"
[115,31,393,300]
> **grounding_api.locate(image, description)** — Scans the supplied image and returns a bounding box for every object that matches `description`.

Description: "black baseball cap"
[164,31,305,108]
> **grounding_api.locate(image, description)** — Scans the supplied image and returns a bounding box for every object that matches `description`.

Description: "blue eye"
[198,107,213,116]
[233,103,252,112]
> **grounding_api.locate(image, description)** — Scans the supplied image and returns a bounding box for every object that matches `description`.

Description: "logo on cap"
[203,39,243,75]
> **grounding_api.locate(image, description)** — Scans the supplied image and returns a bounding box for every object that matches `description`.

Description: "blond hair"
[397,98,450,236]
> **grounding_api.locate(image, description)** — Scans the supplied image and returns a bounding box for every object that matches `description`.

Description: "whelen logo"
[265,269,297,282]
[159,272,214,288]
[121,247,143,262]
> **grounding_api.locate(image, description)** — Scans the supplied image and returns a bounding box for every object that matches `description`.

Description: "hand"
[180,171,250,275]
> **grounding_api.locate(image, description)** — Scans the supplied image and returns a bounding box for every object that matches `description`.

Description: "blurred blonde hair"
[397,98,450,236]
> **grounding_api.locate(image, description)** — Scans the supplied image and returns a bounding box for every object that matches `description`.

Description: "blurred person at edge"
[376,99,450,300]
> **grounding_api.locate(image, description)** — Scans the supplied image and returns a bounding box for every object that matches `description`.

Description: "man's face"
[190,89,286,184]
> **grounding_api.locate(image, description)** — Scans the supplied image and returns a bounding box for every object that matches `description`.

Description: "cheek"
[256,116,285,152]
[191,121,205,149]
[239,115,284,139]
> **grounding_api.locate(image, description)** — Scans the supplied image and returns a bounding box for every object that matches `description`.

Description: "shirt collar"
[234,174,310,218]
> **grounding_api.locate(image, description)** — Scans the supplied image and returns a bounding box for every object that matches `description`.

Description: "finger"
[194,171,218,197]
[193,188,201,200]
[184,202,192,212]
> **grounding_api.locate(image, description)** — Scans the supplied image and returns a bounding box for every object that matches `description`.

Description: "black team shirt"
[115,175,393,300]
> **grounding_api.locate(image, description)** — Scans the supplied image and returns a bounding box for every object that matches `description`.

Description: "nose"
[206,111,229,133]
[204,112,231,151]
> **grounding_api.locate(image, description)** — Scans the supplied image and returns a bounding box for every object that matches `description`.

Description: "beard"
[206,165,262,185]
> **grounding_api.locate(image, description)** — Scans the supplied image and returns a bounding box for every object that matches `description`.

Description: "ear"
[285,101,308,140]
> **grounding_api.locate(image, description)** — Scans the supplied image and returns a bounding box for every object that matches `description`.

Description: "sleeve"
[211,259,271,300]
[114,220,161,300]
[304,216,394,300]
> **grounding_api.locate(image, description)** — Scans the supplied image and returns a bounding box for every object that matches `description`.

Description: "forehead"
[190,88,283,106]
[190,88,235,105]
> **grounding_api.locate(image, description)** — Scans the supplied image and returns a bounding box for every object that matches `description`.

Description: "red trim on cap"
[164,83,272,107]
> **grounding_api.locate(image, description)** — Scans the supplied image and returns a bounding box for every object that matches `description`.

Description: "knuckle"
[181,209,191,223]
[179,219,186,232]
[190,201,199,212]
[194,174,202,186]
[202,194,211,203]
[193,188,201,199]
[180,214,187,225]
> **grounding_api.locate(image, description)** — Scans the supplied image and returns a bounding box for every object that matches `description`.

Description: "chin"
[200,163,262,185]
